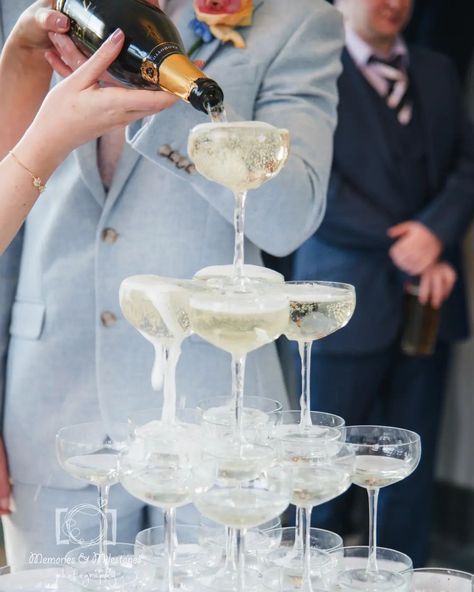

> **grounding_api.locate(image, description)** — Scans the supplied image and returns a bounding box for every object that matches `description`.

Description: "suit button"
[101,228,119,244]
[169,151,181,164]
[177,157,190,170]
[100,311,117,328]
[186,163,196,175]
[158,144,173,157]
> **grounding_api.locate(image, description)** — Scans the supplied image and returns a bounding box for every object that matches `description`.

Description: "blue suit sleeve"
[126,2,344,257]
[416,63,474,246]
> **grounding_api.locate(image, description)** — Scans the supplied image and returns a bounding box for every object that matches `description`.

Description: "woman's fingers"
[49,31,87,71]
[49,32,122,85]
[106,87,179,113]
[44,49,74,78]
[35,7,69,33]
[68,29,125,88]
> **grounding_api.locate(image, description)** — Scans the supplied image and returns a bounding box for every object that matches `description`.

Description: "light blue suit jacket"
[0,0,343,489]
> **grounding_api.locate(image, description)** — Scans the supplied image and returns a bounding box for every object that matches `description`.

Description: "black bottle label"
[141,41,182,84]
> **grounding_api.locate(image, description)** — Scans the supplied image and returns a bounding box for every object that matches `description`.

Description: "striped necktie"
[369,55,413,125]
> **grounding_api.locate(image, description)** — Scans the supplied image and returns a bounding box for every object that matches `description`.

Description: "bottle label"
[141,42,182,85]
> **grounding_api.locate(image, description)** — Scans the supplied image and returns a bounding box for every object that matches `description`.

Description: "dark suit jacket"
[293,47,474,355]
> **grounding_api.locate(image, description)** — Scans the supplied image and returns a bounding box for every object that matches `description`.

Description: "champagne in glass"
[189,287,288,440]
[195,463,292,592]
[56,422,127,583]
[345,426,421,587]
[188,122,290,280]
[271,411,351,592]
[194,264,284,287]
[283,282,356,428]
[120,427,214,592]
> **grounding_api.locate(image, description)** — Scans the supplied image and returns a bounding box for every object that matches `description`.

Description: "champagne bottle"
[55,0,224,113]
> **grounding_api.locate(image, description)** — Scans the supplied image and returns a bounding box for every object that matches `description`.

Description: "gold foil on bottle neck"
[157,54,205,101]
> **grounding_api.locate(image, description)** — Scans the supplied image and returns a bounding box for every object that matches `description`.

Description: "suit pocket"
[9,301,46,340]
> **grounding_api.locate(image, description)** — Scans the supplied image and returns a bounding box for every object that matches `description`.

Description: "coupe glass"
[273,412,354,592]
[194,264,284,287]
[199,516,282,579]
[188,122,290,281]
[282,281,356,427]
[265,526,343,569]
[198,395,282,443]
[410,568,474,592]
[332,546,413,592]
[119,428,215,592]
[189,284,288,442]
[135,524,221,588]
[195,452,291,592]
[128,407,202,441]
[56,422,127,581]
[273,410,345,570]
[345,426,421,586]
[119,275,196,422]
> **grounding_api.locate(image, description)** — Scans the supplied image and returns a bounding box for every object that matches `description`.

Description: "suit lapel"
[102,142,141,214]
[75,142,106,208]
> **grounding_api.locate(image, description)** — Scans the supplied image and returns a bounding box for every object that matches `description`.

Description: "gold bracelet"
[9,151,46,194]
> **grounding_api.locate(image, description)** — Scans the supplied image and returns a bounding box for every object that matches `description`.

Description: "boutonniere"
[188,0,253,57]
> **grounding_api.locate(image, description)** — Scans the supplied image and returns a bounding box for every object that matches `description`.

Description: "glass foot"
[337,568,410,592]
[64,543,139,591]
[197,566,262,592]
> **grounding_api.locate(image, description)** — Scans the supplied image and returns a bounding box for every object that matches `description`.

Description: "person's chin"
[377,21,404,39]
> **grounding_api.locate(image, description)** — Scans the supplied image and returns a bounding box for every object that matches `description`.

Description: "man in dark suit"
[292,0,474,567]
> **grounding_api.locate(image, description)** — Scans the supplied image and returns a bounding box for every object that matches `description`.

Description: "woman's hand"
[15,30,178,168]
[7,0,69,58]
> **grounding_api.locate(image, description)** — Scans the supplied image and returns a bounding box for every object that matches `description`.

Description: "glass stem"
[164,507,177,592]
[367,488,379,574]
[295,507,304,552]
[223,527,239,574]
[233,191,248,281]
[235,528,247,592]
[162,342,182,425]
[232,354,247,440]
[302,506,313,592]
[97,485,110,571]
[298,341,313,428]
